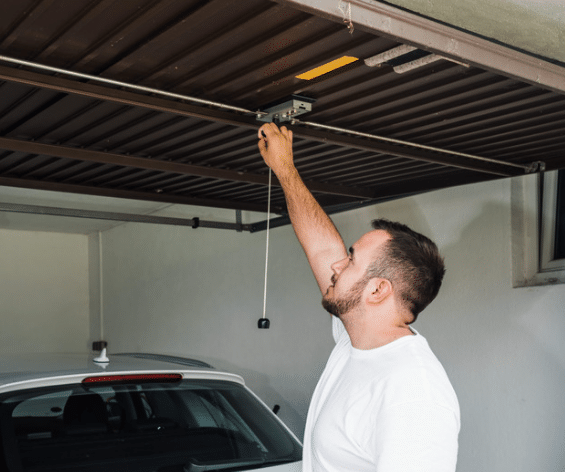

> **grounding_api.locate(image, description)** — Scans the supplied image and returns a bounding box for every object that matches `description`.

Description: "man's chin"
[321,296,341,318]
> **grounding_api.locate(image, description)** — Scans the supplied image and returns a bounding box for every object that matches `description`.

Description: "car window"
[12,390,71,418]
[0,379,301,471]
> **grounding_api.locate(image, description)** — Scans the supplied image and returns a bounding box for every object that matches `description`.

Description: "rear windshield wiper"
[184,458,263,471]
[184,457,295,472]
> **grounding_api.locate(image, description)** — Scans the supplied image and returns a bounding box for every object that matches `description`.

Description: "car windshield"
[0,378,301,471]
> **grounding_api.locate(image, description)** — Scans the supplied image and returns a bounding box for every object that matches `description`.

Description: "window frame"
[511,170,565,287]
[539,170,565,272]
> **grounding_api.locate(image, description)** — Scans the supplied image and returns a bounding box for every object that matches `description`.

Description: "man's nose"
[331,256,349,274]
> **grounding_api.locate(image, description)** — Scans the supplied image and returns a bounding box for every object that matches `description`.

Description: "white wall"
[100,216,331,437]
[101,178,565,471]
[0,228,91,354]
[350,179,565,472]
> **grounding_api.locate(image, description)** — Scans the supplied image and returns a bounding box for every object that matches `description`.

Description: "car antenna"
[93,347,109,364]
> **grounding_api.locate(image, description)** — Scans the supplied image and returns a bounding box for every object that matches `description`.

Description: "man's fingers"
[257,124,267,140]
[257,136,267,154]
[259,122,290,139]
[281,126,293,142]
[258,122,274,138]
[258,122,292,152]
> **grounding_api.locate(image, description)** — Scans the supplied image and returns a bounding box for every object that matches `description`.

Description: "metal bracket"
[256,95,316,123]
[526,161,547,174]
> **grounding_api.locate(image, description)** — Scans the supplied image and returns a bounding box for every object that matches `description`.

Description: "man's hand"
[257,123,295,179]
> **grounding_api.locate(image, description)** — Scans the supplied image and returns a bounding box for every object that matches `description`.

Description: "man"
[257,123,460,471]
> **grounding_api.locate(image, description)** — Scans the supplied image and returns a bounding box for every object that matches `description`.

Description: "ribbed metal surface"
[0,0,564,215]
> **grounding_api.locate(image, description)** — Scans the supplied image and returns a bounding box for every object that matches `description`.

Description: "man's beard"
[322,278,367,318]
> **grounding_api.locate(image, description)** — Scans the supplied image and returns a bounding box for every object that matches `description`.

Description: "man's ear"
[366,278,393,305]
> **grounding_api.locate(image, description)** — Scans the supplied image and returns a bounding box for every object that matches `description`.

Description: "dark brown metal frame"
[0,0,563,228]
[0,61,538,186]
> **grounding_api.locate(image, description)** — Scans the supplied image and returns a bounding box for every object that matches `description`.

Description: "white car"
[0,351,302,471]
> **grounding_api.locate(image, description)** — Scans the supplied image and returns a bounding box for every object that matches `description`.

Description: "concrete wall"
[0,228,90,354]
[100,177,565,471]
[384,0,565,64]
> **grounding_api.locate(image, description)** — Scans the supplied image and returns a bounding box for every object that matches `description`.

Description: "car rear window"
[0,379,301,471]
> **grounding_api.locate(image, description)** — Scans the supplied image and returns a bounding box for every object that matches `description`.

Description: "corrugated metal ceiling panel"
[0,0,563,217]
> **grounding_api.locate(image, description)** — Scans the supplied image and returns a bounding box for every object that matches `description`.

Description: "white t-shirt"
[302,317,460,471]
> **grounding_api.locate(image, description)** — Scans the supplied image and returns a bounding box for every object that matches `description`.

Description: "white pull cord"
[261,168,272,322]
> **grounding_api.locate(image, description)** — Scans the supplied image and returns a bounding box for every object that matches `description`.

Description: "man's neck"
[340,310,414,350]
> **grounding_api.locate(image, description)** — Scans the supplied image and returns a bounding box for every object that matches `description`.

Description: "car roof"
[0,352,245,393]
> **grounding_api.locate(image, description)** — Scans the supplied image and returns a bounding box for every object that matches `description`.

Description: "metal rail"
[0,202,254,231]
[0,55,267,118]
[0,54,542,178]
[0,136,373,200]
[292,119,534,172]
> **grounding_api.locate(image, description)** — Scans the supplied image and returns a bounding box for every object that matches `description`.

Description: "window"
[511,170,565,287]
[553,170,565,260]
[539,169,565,273]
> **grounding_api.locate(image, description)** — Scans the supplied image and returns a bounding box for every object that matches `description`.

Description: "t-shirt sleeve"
[371,400,459,472]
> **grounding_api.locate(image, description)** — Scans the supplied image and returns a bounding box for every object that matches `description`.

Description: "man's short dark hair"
[366,219,445,322]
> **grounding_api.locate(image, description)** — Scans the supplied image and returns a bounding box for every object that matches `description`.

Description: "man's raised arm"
[257,123,347,295]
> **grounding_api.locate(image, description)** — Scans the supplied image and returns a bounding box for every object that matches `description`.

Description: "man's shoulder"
[355,336,453,390]
[381,337,459,411]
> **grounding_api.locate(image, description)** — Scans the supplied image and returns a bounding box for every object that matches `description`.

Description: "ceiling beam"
[0,136,374,199]
[289,125,525,177]
[0,64,261,129]
[275,0,565,95]
[251,171,501,231]
[0,176,268,213]
[0,63,530,177]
